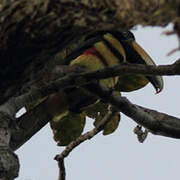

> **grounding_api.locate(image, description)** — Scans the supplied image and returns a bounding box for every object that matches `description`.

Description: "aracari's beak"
[132,41,164,93]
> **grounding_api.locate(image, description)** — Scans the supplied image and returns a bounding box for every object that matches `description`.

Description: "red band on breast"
[83,47,108,66]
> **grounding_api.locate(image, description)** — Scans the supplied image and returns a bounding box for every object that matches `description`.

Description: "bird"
[79,30,163,93]
[34,30,164,146]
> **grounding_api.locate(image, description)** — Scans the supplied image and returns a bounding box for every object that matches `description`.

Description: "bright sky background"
[16,24,180,180]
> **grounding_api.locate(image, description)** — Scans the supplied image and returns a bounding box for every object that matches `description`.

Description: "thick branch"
[83,84,180,139]
[1,0,178,31]
[138,106,180,138]
[10,60,180,113]
[10,101,51,151]
[0,97,20,179]
[0,112,19,179]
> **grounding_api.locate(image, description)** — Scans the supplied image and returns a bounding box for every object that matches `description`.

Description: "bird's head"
[109,30,164,93]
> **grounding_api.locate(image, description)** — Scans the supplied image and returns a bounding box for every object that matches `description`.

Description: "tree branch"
[83,84,180,139]
[55,105,117,160]
[58,159,66,180]
[55,105,118,180]
[79,59,180,79]
[0,111,19,179]
[10,60,180,113]
[10,101,52,151]
[8,60,180,151]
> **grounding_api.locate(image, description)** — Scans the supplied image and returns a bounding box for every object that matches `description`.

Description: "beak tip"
[155,87,163,94]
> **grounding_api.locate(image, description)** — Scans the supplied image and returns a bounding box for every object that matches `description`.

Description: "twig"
[54,105,118,180]
[55,106,117,160]
[162,21,180,56]
[58,159,66,180]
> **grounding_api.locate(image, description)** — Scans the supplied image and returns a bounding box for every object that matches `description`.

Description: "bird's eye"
[121,31,135,40]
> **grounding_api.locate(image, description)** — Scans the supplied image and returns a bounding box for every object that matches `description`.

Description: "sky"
[16,24,180,180]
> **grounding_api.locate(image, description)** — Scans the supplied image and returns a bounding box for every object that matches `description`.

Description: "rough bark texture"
[0,0,180,179]
[0,112,19,179]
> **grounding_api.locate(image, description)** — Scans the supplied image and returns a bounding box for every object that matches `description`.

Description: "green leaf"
[50,112,86,146]
[103,113,121,135]
[85,100,108,119]
[85,100,121,135]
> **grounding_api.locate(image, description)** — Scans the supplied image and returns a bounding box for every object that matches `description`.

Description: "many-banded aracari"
[43,30,164,145]
[76,30,163,93]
